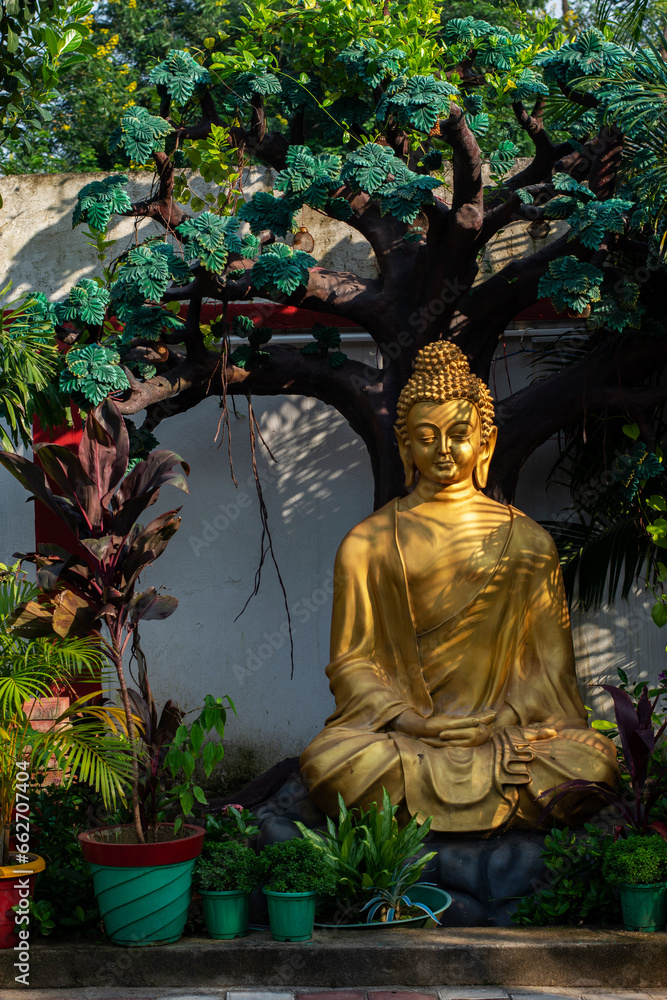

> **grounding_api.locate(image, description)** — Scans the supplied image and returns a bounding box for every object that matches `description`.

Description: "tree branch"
[489,333,667,501]
[124,152,188,231]
[558,79,599,110]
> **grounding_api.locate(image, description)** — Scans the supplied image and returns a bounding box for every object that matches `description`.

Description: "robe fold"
[299,499,619,834]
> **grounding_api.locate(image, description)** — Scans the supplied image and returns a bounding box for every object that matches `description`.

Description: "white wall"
[0,171,664,784]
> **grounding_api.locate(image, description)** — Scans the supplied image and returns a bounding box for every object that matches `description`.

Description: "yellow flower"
[128,81,137,93]
[128,0,137,7]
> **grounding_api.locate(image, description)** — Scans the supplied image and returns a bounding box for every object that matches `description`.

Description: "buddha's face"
[405,399,482,488]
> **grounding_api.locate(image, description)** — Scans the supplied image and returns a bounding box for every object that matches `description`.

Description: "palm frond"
[29,721,131,810]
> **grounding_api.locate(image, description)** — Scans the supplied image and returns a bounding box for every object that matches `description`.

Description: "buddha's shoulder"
[508,504,559,556]
[335,500,398,562]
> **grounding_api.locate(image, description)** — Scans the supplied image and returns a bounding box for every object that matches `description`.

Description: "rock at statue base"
[248,771,549,927]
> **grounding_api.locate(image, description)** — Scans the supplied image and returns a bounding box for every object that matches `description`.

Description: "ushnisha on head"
[395,342,497,491]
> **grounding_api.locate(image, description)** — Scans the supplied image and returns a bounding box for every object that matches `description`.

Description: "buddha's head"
[394,342,497,491]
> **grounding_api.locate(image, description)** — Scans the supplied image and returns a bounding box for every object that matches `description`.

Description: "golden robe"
[300,500,619,834]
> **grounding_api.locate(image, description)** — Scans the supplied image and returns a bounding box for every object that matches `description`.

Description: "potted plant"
[360,863,450,927]
[0,400,231,945]
[193,840,261,939]
[0,562,132,948]
[297,788,449,927]
[603,834,667,931]
[259,838,337,941]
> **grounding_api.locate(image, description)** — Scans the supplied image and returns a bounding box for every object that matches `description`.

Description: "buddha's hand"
[521,726,558,742]
[393,709,496,747]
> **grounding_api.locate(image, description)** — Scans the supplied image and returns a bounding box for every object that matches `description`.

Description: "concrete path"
[2,987,667,1000]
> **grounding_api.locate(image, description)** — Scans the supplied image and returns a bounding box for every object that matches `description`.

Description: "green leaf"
[149,50,210,105]
[177,213,245,274]
[251,242,315,297]
[651,601,667,627]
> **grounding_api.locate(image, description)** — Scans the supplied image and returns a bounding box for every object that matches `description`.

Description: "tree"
[7,0,667,537]
[0,1,96,164]
[0,0,242,173]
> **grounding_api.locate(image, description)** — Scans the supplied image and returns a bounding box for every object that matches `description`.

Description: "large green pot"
[263,889,316,941]
[619,881,667,932]
[199,888,250,939]
[79,823,204,946]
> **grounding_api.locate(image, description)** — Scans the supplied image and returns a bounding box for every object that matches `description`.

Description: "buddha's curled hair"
[395,341,495,444]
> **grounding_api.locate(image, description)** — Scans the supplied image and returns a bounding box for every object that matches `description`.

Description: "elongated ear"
[395,427,416,489]
[473,425,497,490]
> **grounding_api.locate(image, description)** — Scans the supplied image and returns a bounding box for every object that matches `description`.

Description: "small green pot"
[619,881,667,932]
[199,889,250,940]
[263,889,317,941]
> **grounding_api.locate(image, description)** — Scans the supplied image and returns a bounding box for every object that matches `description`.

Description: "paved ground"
[2,987,667,1000]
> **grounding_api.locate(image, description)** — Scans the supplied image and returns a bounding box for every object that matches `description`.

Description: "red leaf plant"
[0,399,189,843]
[539,684,667,841]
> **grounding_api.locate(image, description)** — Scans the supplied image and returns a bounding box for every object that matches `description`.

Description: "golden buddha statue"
[300,342,619,834]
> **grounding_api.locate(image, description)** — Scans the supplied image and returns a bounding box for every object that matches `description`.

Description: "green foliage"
[612,441,663,501]
[0,562,132,866]
[377,74,458,133]
[538,256,605,314]
[512,825,620,926]
[534,28,627,85]
[238,192,297,238]
[544,196,633,251]
[229,316,273,368]
[475,30,530,73]
[108,105,171,165]
[296,789,436,913]
[194,839,261,892]
[490,139,521,179]
[361,863,442,924]
[251,242,316,297]
[441,16,494,45]
[336,38,406,88]
[164,694,234,834]
[275,145,349,216]
[300,323,347,369]
[117,304,185,345]
[149,49,210,105]
[55,278,110,327]
[114,242,191,302]
[124,419,160,474]
[28,783,109,937]
[513,68,549,102]
[0,286,63,450]
[259,837,338,895]
[0,400,191,844]
[72,175,132,233]
[205,804,260,844]
[603,833,667,886]
[177,213,254,274]
[0,0,95,156]
[340,143,440,224]
[59,344,129,407]
[229,70,282,104]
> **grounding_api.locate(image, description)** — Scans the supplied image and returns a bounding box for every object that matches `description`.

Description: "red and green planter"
[79,824,204,947]
[0,854,45,949]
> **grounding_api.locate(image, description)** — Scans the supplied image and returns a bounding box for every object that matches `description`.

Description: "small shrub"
[194,840,261,893]
[260,838,337,895]
[603,834,667,886]
[512,824,620,926]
